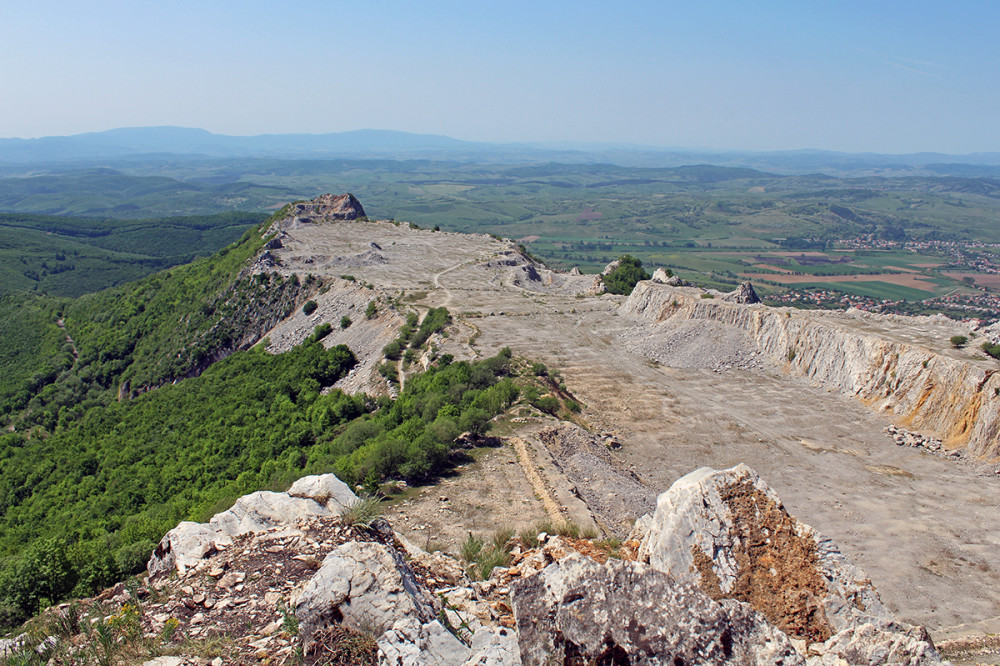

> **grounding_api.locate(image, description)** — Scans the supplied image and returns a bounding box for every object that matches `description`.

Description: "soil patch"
[714,479,832,643]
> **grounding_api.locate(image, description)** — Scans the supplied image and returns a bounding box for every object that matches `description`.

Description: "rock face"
[623,280,1000,458]
[147,474,357,575]
[637,465,944,663]
[510,552,805,666]
[724,280,762,304]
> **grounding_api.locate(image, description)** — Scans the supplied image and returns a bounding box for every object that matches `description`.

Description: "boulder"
[585,275,606,296]
[637,465,886,640]
[287,473,359,514]
[724,280,762,304]
[295,541,436,641]
[568,266,582,276]
[601,259,622,276]
[510,552,803,666]
[147,521,220,575]
[810,619,943,665]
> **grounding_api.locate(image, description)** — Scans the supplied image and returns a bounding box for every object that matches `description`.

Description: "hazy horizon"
[2,1,998,154]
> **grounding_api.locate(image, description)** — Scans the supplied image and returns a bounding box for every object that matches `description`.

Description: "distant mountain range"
[3,126,1000,176]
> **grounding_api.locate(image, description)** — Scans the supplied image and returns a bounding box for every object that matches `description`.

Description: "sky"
[1,0,998,153]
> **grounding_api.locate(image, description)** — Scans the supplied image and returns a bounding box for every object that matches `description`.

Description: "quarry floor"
[277,222,1000,639]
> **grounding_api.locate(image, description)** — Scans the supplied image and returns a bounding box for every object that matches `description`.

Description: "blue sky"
[1,0,997,153]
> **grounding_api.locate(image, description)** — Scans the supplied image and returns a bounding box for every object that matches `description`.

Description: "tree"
[601,255,650,295]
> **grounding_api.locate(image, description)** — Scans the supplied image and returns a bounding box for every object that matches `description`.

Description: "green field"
[2,159,999,300]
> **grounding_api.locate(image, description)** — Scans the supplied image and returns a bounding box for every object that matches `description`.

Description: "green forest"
[0,211,267,297]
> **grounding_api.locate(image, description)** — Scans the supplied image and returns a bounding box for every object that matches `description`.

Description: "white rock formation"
[147,474,357,575]
[296,541,434,638]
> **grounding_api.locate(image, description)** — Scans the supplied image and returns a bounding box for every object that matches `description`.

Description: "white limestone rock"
[296,541,435,640]
[464,626,522,666]
[286,473,358,514]
[377,618,471,666]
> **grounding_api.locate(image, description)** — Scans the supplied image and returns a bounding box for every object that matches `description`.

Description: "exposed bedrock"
[624,281,1000,459]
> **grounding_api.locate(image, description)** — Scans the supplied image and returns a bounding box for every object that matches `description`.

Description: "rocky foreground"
[3,467,948,665]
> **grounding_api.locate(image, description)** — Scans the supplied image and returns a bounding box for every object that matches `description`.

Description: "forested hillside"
[0,205,531,628]
[0,211,267,297]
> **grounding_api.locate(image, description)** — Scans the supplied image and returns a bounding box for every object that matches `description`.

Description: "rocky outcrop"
[637,464,944,663]
[624,281,1000,459]
[22,464,949,665]
[585,275,606,296]
[725,280,761,304]
[510,552,804,665]
[148,474,358,575]
[272,194,366,232]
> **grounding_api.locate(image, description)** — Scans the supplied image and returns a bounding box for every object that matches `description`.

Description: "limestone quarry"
[10,194,1000,664]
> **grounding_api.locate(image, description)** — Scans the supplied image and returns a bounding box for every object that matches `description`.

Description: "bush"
[303,300,318,315]
[950,335,968,348]
[383,340,403,361]
[532,395,561,415]
[365,300,377,319]
[983,341,1000,360]
[564,398,581,413]
[340,315,352,329]
[311,323,333,342]
[601,255,650,295]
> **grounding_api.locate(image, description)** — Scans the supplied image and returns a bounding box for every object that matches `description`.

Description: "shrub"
[340,315,352,329]
[533,395,561,415]
[950,335,968,348]
[365,300,377,319]
[983,341,1000,360]
[383,340,403,361]
[410,307,451,349]
[530,362,548,377]
[601,255,650,295]
[303,300,318,315]
[564,398,581,413]
[311,323,333,342]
